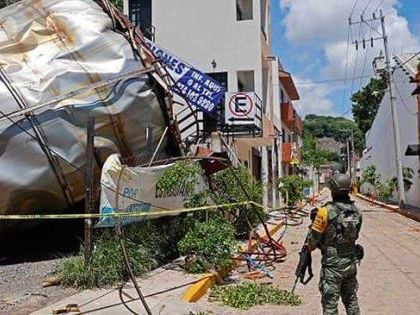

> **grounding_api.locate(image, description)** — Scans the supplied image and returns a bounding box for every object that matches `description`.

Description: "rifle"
[291,245,314,293]
[291,207,319,293]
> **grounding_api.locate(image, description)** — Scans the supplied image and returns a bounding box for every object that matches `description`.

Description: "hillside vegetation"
[303,115,365,153]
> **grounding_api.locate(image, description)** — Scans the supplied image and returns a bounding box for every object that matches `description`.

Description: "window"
[237,70,255,92]
[236,0,253,21]
[282,129,285,143]
[281,89,285,103]
[129,0,154,40]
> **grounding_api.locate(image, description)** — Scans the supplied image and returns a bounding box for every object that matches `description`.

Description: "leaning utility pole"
[350,10,405,208]
[350,129,355,181]
[347,138,351,177]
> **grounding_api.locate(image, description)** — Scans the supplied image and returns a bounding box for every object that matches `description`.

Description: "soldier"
[305,173,363,315]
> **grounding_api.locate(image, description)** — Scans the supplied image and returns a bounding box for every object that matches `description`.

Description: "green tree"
[303,115,365,153]
[351,76,387,133]
[278,175,312,206]
[302,135,329,170]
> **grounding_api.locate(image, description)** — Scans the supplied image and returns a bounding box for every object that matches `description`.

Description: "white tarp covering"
[0,0,174,235]
[98,154,204,227]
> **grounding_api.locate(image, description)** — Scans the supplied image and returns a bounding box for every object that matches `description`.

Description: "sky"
[272,0,420,118]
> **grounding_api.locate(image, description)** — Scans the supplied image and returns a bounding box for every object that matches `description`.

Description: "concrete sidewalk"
[32,258,204,314]
[31,209,298,315]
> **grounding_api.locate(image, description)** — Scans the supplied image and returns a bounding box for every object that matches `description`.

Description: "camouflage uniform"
[306,201,362,315]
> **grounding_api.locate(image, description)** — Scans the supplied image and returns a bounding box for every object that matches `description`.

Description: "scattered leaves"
[210,282,301,309]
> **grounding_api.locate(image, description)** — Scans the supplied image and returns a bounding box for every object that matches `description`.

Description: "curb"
[182,220,285,303]
[355,193,420,223]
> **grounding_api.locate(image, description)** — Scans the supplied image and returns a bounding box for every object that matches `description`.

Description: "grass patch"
[210,282,301,310]
[58,216,195,289]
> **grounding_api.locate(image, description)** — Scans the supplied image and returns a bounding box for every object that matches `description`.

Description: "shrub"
[377,180,395,202]
[361,166,380,189]
[210,166,266,238]
[156,161,203,198]
[210,282,301,309]
[278,175,309,206]
[178,217,238,273]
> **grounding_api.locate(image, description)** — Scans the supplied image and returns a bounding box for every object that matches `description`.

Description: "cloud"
[293,76,338,117]
[280,0,420,116]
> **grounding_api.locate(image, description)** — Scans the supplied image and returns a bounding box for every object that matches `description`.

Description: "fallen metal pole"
[148,127,168,167]
[84,116,95,263]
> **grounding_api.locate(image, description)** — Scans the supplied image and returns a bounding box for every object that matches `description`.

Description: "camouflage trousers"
[319,263,360,315]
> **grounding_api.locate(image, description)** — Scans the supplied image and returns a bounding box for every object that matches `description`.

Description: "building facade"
[124,0,302,207]
[360,53,420,208]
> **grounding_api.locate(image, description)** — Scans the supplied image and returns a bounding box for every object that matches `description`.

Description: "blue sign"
[145,40,225,113]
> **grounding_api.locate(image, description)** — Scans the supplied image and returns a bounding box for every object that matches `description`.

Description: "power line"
[374,0,385,12]
[349,0,360,19]
[399,51,420,67]
[349,21,363,108]
[361,0,374,16]
[359,20,374,90]
[295,74,372,85]
[341,24,352,114]
[394,81,418,116]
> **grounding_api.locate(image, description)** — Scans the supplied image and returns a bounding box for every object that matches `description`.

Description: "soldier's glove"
[355,244,364,264]
[310,207,318,222]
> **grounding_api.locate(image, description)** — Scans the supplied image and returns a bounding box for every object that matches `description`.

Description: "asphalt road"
[197,196,420,314]
[265,197,420,315]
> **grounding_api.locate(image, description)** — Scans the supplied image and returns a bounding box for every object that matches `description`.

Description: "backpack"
[326,202,362,246]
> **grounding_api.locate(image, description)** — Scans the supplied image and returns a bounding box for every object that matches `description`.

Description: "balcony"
[281,102,303,135]
[282,142,301,165]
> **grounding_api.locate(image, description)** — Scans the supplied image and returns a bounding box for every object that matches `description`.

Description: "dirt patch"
[0,258,76,314]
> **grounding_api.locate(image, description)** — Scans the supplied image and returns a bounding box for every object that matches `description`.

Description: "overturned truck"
[0,0,183,236]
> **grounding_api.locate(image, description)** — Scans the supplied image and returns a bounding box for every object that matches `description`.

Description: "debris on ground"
[42,276,62,288]
[209,282,301,310]
[52,303,80,314]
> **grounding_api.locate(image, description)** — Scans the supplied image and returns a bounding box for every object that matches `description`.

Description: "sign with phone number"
[146,39,226,113]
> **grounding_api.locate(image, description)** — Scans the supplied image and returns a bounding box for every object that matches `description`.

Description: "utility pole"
[350,129,355,180]
[350,10,405,208]
[347,139,351,178]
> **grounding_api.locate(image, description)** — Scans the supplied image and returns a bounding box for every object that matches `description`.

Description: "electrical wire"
[358,20,374,90]
[374,0,385,12]
[398,51,420,67]
[295,74,373,85]
[394,82,418,116]
[361,0,374,16]
[341,24,352,114]
[349,0,360,19]
[350,22,363,95]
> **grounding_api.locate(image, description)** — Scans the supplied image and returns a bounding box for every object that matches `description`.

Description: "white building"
[124,0,302,207]
[360,53,420,208]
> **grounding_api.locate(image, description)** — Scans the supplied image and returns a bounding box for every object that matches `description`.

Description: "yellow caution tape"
[0,201,269,220]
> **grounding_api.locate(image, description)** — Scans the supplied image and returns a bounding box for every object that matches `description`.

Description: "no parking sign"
[224,92,256,125]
